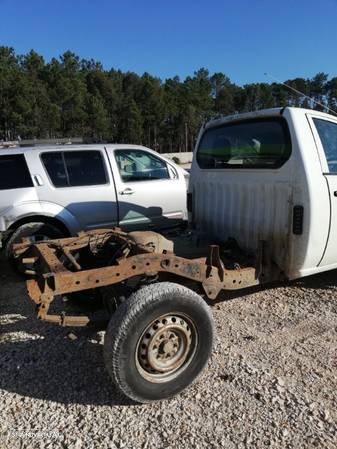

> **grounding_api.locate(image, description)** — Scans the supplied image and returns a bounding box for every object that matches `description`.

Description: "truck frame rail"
[13,228,281,327]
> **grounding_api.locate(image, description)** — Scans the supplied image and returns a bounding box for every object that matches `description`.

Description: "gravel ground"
[1,254,337,449]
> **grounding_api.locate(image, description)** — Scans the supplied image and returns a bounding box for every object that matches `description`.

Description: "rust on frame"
[14,228,278,326]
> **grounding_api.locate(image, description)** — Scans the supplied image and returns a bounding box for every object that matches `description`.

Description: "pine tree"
[0,46,334,149]
[118,97,143,143]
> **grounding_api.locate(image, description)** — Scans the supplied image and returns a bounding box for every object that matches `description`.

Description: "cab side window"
[115,149,170,182]
[313,118,337,173]
[41,151,107,187]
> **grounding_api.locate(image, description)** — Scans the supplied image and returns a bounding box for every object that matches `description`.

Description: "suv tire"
[5,221,64,262]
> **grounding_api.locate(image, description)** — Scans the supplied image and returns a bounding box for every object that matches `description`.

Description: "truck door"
[106,147,186,231]
[309,115,337,267]
[27,149,118,231]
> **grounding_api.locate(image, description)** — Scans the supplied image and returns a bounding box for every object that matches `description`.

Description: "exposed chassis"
[13,228,281,327]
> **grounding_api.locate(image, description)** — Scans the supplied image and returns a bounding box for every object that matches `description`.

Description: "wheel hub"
[136,313,197,382]
[161,338,175,355]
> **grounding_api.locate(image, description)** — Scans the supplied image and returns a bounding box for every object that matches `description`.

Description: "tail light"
[293,205,304,235]
[187,192,193,213]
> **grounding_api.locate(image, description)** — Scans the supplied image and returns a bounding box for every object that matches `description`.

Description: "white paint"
[190,107,337,280]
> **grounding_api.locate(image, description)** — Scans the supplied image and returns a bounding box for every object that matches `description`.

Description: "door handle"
[119,188,135,195]
[33,174,44,186]
[334,191,337,197]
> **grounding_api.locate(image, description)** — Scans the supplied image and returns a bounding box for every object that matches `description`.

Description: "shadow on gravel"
[0,330,136,407]
[290,268,337,290]
[0,257,135,407]
[211,268,337,304]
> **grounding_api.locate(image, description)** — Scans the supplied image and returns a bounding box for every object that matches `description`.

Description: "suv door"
[28,149,118,231]
[106,148,186,230]
[309,115,337,268]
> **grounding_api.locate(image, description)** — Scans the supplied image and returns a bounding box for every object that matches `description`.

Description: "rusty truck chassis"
[13,227,281,327]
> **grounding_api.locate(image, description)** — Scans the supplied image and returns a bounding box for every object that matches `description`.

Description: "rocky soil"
[1,255,337,449]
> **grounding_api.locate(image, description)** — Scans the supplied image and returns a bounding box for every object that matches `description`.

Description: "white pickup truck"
[190,106,337,280]
[15,106,337,403]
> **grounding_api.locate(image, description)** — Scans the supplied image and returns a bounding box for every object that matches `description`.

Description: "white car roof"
[0,143,188,175]
[0,143,156,156]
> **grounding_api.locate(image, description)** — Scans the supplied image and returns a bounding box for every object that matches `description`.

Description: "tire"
[103,282,215,403]
[5,221,64,266]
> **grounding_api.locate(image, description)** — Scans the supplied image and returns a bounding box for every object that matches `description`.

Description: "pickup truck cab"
[0,144,188,254]
[190,106,337,280]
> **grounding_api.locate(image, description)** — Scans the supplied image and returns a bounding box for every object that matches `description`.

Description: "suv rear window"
[41,151,107,187]
[0,154,33,190]
[197,118,291,169]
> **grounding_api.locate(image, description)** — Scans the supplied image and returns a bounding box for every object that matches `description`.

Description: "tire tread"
[103,282,214,403]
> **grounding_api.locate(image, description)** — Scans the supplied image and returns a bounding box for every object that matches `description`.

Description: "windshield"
[197,118,291,169]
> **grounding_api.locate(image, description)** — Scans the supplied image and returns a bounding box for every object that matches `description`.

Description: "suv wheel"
[5,221,64,265]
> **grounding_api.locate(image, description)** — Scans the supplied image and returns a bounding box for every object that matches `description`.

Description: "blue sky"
[1,0,337,85]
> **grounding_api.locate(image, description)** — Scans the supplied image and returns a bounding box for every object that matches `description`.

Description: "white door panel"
[26,149,118,231]
[320,175,337,267]
[106,147,186,230]
[309,115,337,267]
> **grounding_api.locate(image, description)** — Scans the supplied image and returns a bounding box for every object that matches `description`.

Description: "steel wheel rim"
[135,312,198,383]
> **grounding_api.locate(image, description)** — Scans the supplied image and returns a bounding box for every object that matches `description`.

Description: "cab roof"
[204,106,337,130]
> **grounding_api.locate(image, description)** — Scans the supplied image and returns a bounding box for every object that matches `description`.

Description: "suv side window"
[115,149,170,182]
[0,154,33,190]
[41,152,67,187]
[41,151,107,187]
[313,118,337,173]
[197,118,291,169]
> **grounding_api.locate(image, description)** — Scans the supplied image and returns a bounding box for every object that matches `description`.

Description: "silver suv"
[0,144,188,256]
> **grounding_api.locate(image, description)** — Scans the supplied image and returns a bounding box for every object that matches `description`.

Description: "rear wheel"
[103,282,215,403]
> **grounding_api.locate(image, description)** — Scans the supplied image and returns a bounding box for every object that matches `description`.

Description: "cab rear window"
[197,118,291,169]
[0,154,33,190]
